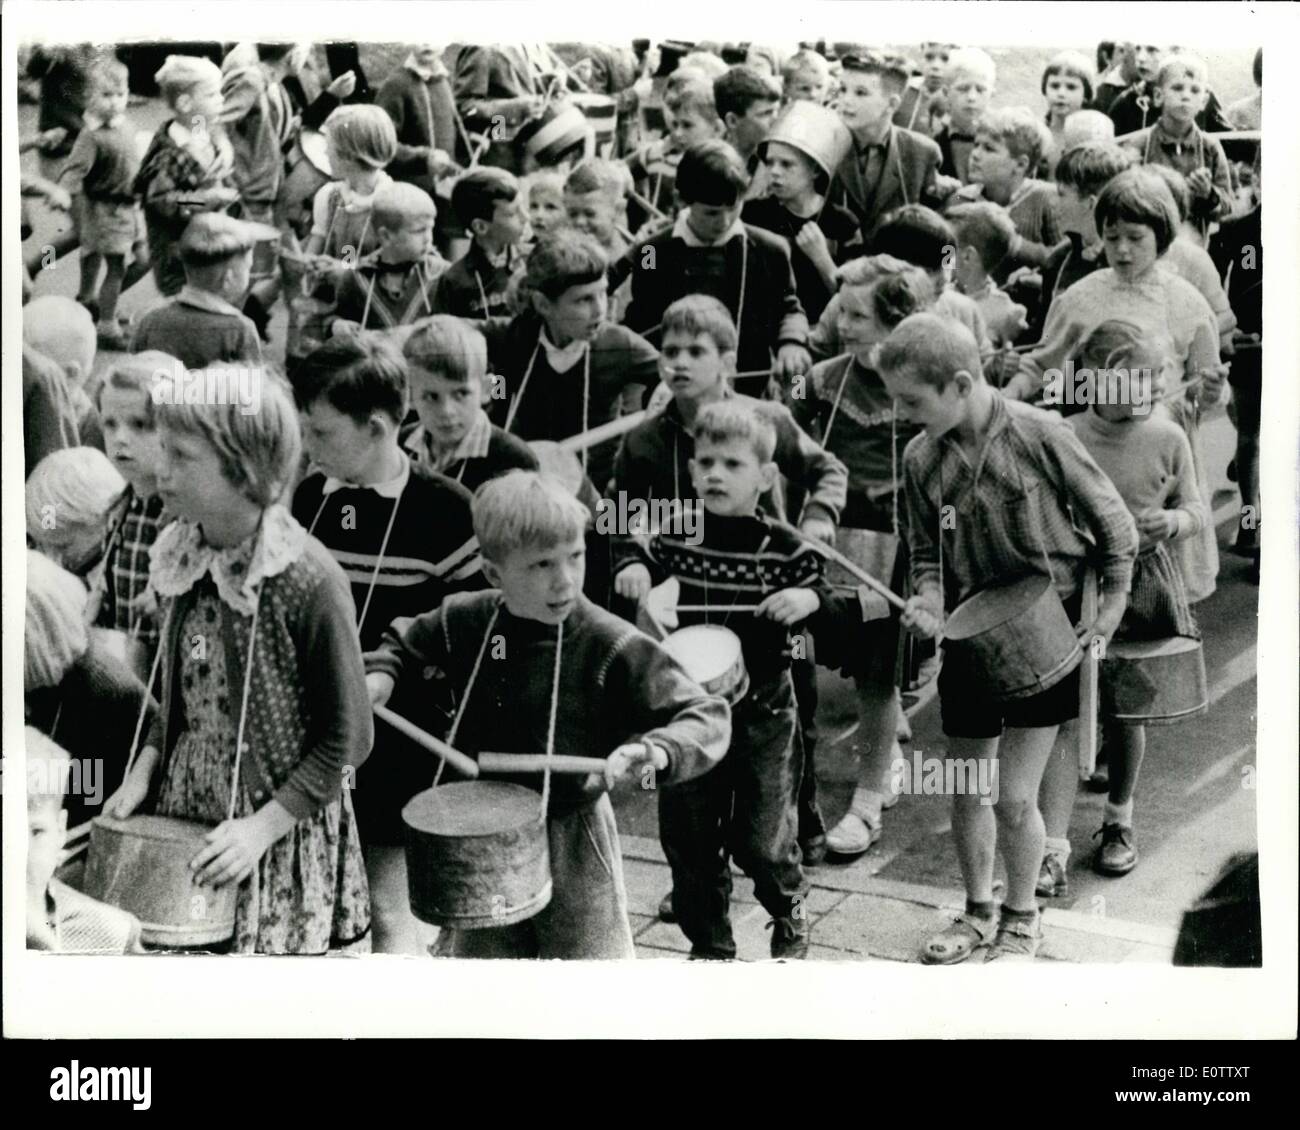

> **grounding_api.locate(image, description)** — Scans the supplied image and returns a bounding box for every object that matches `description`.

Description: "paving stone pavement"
[619,835,1177,964]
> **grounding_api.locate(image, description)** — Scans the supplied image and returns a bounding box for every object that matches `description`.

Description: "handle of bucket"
[432,603,503,792]
[375,706,481,779]
[118,600,174,789]
[538,621,564,820]
[1077,568,1101,780]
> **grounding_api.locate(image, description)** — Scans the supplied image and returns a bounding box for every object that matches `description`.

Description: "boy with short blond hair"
[401,315,539,491]
[935,47,997,182]
[1122,53,1235,239]
[878,313,1137,963]
[957,106,1064,272]
[781,49,832,107]
[893,42,955,136]
[366,470,731,959]
[23,296,104,451]
[325,181,450,334]
[133,55,240,299]
[131,212,269,367]
[626,71,723,222]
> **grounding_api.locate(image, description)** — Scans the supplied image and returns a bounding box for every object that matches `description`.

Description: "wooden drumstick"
[374,705,481,779]
[557,409,648,453]
[1077,569,1100,780]
[478,752,610,776]
[772,519,908,612]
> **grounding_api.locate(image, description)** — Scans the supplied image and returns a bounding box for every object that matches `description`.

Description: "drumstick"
[478,752,610,776]
[374,705,481,779]
[64,820,93,846]
[557,409,648,453]
[627,188,668,220]
[1077,568,1100,781]
[670,604,762,613]
[771,519,908,612]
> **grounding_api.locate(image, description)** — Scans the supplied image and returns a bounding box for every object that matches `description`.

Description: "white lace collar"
[150,505,307,617]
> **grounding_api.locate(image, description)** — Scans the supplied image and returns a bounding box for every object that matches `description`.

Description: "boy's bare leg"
[1106,721,1145,807]
[948,736,1000,904]
[364,844,425,955]
[97,254,127,326]
[856,676,899,797]
[122,240,151,293]
[77,249,103,306]
[993,724,1059,911]
[1038,718,1079,840]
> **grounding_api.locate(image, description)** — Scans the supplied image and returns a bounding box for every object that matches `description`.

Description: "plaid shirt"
[101,489,167,646]
[902,395,1138,608]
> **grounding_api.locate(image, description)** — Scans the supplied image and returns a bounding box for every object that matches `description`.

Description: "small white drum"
[662,624,749,705]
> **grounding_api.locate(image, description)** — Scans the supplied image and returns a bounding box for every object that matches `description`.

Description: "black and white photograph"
[4,0,1295,1052]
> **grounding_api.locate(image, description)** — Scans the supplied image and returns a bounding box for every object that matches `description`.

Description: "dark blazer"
[828,125,943,241]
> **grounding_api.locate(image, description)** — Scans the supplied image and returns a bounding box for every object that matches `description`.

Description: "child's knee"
[993,790,1036,830]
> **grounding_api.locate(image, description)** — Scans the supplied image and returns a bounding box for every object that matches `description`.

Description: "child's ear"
[1014,154,1031,178]
[531,290,553,322]
[953,368,976,395]
[469,217,489,239]
[759,460,779,492]
[720,349,738,377]
[886,91,902,114]
[723,110,741,133]
[367,412,392,441]
[481,558,503,589]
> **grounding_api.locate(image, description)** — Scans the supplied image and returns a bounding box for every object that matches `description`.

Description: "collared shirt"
[103,488,167,645]
[404,409,493,476]
[538,325,589,373]
[672,210,747,248]
[177,284,248,320]
[903,392,1138,605]
[322,451,412,498]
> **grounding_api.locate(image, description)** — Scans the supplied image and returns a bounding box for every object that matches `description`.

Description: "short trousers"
[82,199,143,256]
[938,589,1083,739]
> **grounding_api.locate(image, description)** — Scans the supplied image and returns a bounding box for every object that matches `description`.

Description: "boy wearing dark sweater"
[366,471,731,959]
[131,213,270,368]
[435,168,527,318]
[480,230,661,492]
[401,315,539,492]
[291,334,482,955]
[628,400,848,960]
[615,140,812,400]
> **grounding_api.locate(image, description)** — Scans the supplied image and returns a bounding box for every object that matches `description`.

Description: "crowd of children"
[21,39,1261,963]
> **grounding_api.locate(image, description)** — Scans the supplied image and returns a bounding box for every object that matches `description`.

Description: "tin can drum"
[279,129,332,235]
[943,575,1084,702]
[661,624,749,705]
[83,815,237,947]
[1100,637,1208,724]
[402,781,552,929]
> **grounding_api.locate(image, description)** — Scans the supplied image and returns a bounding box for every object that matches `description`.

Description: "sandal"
[1036,852,1069,897]
[984,915,1043,963]
[919,911,997,965]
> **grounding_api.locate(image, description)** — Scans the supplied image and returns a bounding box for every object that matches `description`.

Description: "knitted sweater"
[1123,122,1235,229]
[292,461,483,652]
[145,534,373,821]
[741,196,861,323]
[481,314,661,492]
[1015,265,1220,397]
[131,289,263,369]
[609,390,848,576]
[366,591,731,816]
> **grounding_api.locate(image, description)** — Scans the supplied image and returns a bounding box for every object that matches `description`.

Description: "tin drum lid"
[1104,636,1203,659]
[943,575,1055,641]
[91,814,211,842]
[298,129,333,176]
[402,780,542,836]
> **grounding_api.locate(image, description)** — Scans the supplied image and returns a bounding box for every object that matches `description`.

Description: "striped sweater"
[291,462,484,652]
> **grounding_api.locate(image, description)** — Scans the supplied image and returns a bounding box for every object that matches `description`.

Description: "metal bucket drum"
[517,101,594,167]
[1100,636,1208,725]
[661,624,749,705]
[758,100,853,188]
[943,575,1083,702]
[570,93,618,157]
[83,814,237,947]
[402,781,552,929]
[280,128,333,237]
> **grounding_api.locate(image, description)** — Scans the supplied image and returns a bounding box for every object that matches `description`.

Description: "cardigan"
[435,239,521,319]
[366,591,731,816]
[375,63,457,187]
[144,534,373,821]
[617,222,809,392]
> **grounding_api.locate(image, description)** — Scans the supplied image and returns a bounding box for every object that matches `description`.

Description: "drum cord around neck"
[226,584,265,822]
[434,602,503,791]
[505,337,591,474]
[539,621,563,819]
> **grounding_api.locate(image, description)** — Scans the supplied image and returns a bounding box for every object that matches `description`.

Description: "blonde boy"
[936,47,996,182]
[366,471,731,959]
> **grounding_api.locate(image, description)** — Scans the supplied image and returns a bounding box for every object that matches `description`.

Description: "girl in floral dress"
[105,369,372,954]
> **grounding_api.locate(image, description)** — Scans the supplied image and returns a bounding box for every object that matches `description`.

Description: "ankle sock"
[1104,799,1134,827]
[966,898,995,920]
[1044,836,1071,862]
[1001,904,1039,924]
